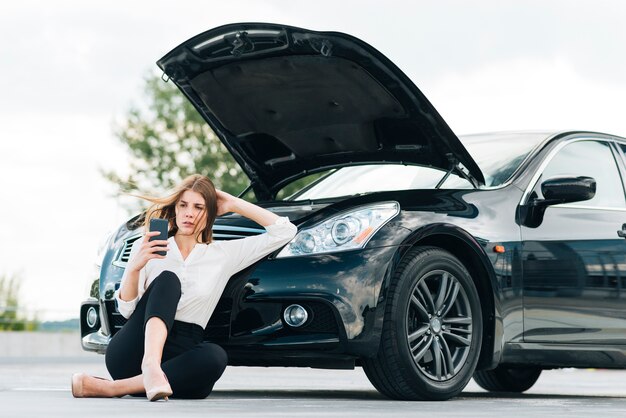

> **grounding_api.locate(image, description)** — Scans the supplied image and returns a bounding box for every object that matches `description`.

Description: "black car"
[80,23,626,401]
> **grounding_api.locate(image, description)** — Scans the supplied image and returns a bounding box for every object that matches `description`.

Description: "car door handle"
[618,223,626,238]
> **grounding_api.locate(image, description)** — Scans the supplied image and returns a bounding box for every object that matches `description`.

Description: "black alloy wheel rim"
[405,269,473,381]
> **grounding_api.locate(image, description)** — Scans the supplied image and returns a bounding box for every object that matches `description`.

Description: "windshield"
[281,132,547,201]
[286,165,471,201]
[459,132,547,187]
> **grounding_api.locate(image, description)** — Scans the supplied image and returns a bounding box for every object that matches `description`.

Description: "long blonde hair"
[135,174,218,244]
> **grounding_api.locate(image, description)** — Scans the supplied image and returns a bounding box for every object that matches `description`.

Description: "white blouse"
[114,216,297,328]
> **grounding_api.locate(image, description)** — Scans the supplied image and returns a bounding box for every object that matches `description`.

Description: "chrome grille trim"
[112,235,141,268]
[212,224,265,239]
[214,225,265,234]
[213,233,255,239]
[120,236,140,262]
[111,225,264,267]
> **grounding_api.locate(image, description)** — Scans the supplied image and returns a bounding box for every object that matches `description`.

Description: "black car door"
[520,139,626,344]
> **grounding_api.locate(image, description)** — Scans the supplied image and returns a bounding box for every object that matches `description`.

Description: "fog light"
[86,307,99,328]
[283,304,308,327]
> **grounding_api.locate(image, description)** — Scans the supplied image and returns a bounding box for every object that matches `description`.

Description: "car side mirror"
[539,176,596,205]
[519,176,596,228]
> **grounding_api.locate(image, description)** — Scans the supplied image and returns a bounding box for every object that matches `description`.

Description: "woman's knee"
[200,344,228,375]
[183,343,228,380]
[151,270,181,293]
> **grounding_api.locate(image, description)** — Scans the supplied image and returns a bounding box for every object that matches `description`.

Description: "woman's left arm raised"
[215,190,297,274]
[216,190,280,227]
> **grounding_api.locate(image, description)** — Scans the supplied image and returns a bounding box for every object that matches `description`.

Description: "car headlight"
[276,201,400,258]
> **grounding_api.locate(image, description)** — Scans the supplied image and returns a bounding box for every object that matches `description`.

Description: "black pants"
[105,270,228,399]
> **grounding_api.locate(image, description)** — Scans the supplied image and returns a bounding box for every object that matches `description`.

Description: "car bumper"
[81,330,110,354]
[81,245,402,363]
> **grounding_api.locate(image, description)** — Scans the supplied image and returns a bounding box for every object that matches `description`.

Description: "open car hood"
[157,23,485,199]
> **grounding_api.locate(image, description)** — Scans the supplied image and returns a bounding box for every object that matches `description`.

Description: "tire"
[473,366,542,393]
[363,246,483,401]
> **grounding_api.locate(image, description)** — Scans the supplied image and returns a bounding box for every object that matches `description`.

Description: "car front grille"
[115,225,265,266]
[105,300,127,335]
[103,298,233,341]
[119,236,140,263]
[211,224,265,240]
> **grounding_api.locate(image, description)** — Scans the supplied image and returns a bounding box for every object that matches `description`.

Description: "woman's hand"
[126,231,169,273]
[215,189,240,216]
[215,189,279,227]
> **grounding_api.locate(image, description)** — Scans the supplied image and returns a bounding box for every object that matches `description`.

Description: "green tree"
[0,273,39,331]
[102,72,249,207]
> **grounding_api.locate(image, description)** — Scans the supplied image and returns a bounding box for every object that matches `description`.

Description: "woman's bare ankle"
[141,358,161,370]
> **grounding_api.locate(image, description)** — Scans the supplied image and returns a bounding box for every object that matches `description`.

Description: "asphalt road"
[1,357,625,417]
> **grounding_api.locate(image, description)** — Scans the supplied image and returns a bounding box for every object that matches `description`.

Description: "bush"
[0,273,39,331]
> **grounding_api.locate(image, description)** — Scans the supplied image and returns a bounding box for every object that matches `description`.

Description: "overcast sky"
[1,0,625,321]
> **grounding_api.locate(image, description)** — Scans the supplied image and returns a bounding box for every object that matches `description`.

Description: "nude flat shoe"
[71,373,85,398]
[71,373,112,398]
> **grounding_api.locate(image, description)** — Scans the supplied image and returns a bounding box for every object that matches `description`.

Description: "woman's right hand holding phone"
[127,231,169,273]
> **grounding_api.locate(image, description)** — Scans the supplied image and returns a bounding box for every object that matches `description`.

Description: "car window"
[539,140,626,208]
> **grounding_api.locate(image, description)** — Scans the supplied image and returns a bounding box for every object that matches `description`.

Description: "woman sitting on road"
[71,174,297,400]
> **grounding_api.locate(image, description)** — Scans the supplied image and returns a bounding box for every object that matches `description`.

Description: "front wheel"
[363,246,483,400]
[473,366,542,393]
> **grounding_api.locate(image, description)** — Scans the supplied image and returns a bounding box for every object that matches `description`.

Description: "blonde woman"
[72,174,297,400]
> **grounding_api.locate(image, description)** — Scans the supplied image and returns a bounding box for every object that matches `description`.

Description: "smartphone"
[149,218,169,256]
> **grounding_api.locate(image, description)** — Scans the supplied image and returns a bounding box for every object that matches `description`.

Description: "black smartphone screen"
[149,218,169,257]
